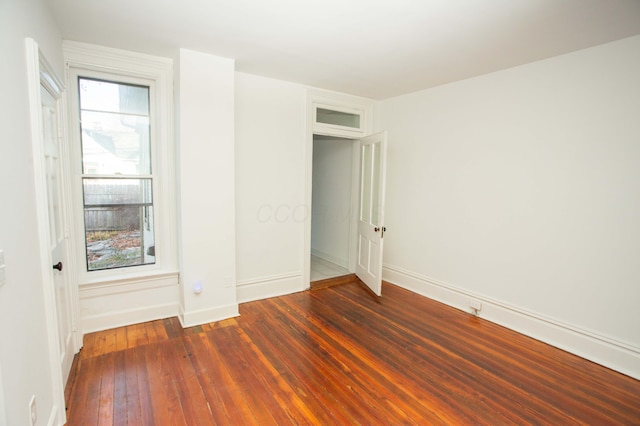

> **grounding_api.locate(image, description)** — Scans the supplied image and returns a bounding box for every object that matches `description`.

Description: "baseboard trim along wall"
[81,302,178,335]
[79,273,180,334]
[383,264,640,380]
[237,272,303,303]
[311,249,349,269]
[179,303,239,328]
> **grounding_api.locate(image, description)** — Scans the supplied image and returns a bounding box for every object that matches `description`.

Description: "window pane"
[371,142,381,226]
[85,205,155,271]
[78,76,155,272]
[83,178,152,206]
[80,110,150,175]
[79,78,149,115]
[316,107,361,129]
[79,78,151,175]
[360,144,372,223]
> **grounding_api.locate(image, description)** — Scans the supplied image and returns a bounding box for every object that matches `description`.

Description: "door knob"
[374,227,380,232]
[52,261,63,271]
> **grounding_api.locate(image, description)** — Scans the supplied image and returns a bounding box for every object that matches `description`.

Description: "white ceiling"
[46,0,640,99]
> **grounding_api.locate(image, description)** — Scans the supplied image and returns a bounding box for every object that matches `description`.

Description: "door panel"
[355,132,387,295]
[41,85,74,382]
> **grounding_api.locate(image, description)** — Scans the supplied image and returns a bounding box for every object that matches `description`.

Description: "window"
[313,102,366,137]
[78,78,155,271]
[65,41,177,282]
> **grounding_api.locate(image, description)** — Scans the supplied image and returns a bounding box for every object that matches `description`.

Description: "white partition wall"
[234,72,307,302]
[0,0,66,424]
[177,49,238,325]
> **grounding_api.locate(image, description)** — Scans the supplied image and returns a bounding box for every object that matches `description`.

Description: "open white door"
[355,131,387,295]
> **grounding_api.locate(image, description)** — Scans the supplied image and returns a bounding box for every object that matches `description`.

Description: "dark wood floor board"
[366,283,640,417]
[200,327,280,425]
[70,355,100,425]
[195,331,261,424]
[281,288,524,425]
[111,351,129,425]
[277,314,447,423]
[172,335,222,424]
[124,348,144,424]
[167,337,217,426]
[210,326,294,425]
[341,283,623,419]
[133,347,155,425]
[96,353,115,426]
[143,340,189,426]
[163,317,183,340]
[66,281,640,425]
[318,285,579,424]
[234,305,354,424]
[103,328,117,357]
[267,294,467,424]
[310,273,358,290]
[244,299,405,424]
[181,334,234,425]
[115,326,128,352]
[336,282,640,424]
[231,327,328,425]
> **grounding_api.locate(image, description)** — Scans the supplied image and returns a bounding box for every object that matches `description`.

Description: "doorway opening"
[310,134,357,283]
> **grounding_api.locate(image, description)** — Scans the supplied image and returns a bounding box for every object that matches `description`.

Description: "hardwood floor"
[65,281,640,425]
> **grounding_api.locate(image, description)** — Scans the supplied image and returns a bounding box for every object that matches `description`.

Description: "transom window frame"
[64,41,178,286]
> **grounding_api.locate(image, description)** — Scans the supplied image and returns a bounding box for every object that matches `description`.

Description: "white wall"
[177,49,238,326]
[311,137,353,267]
[235,72,307,301]
[0,0,66,424]
[379,35,640,378]
[0,366,5,426]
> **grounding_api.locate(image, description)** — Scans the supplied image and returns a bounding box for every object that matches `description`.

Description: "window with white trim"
[65,42,177,281]
[78,77,155,270]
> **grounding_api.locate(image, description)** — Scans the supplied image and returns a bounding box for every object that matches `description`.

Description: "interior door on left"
[41,84,75,382]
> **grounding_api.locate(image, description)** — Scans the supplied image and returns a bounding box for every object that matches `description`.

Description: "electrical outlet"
[29,395,37,425]
[470,299,482,313]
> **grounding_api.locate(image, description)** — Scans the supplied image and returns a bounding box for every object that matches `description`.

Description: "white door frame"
[25,38,81,425]
[303,90,376,289]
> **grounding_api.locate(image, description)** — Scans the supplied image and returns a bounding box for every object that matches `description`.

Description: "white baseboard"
[383,264,640,380]
[179,303,239,328]
[81,302,179,335]
[311,249,349,269]
[79,273,180,334]
[237,272,303,303]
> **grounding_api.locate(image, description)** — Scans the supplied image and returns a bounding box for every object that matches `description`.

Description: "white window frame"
[64,41,178,286]
[313,102,367,137]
